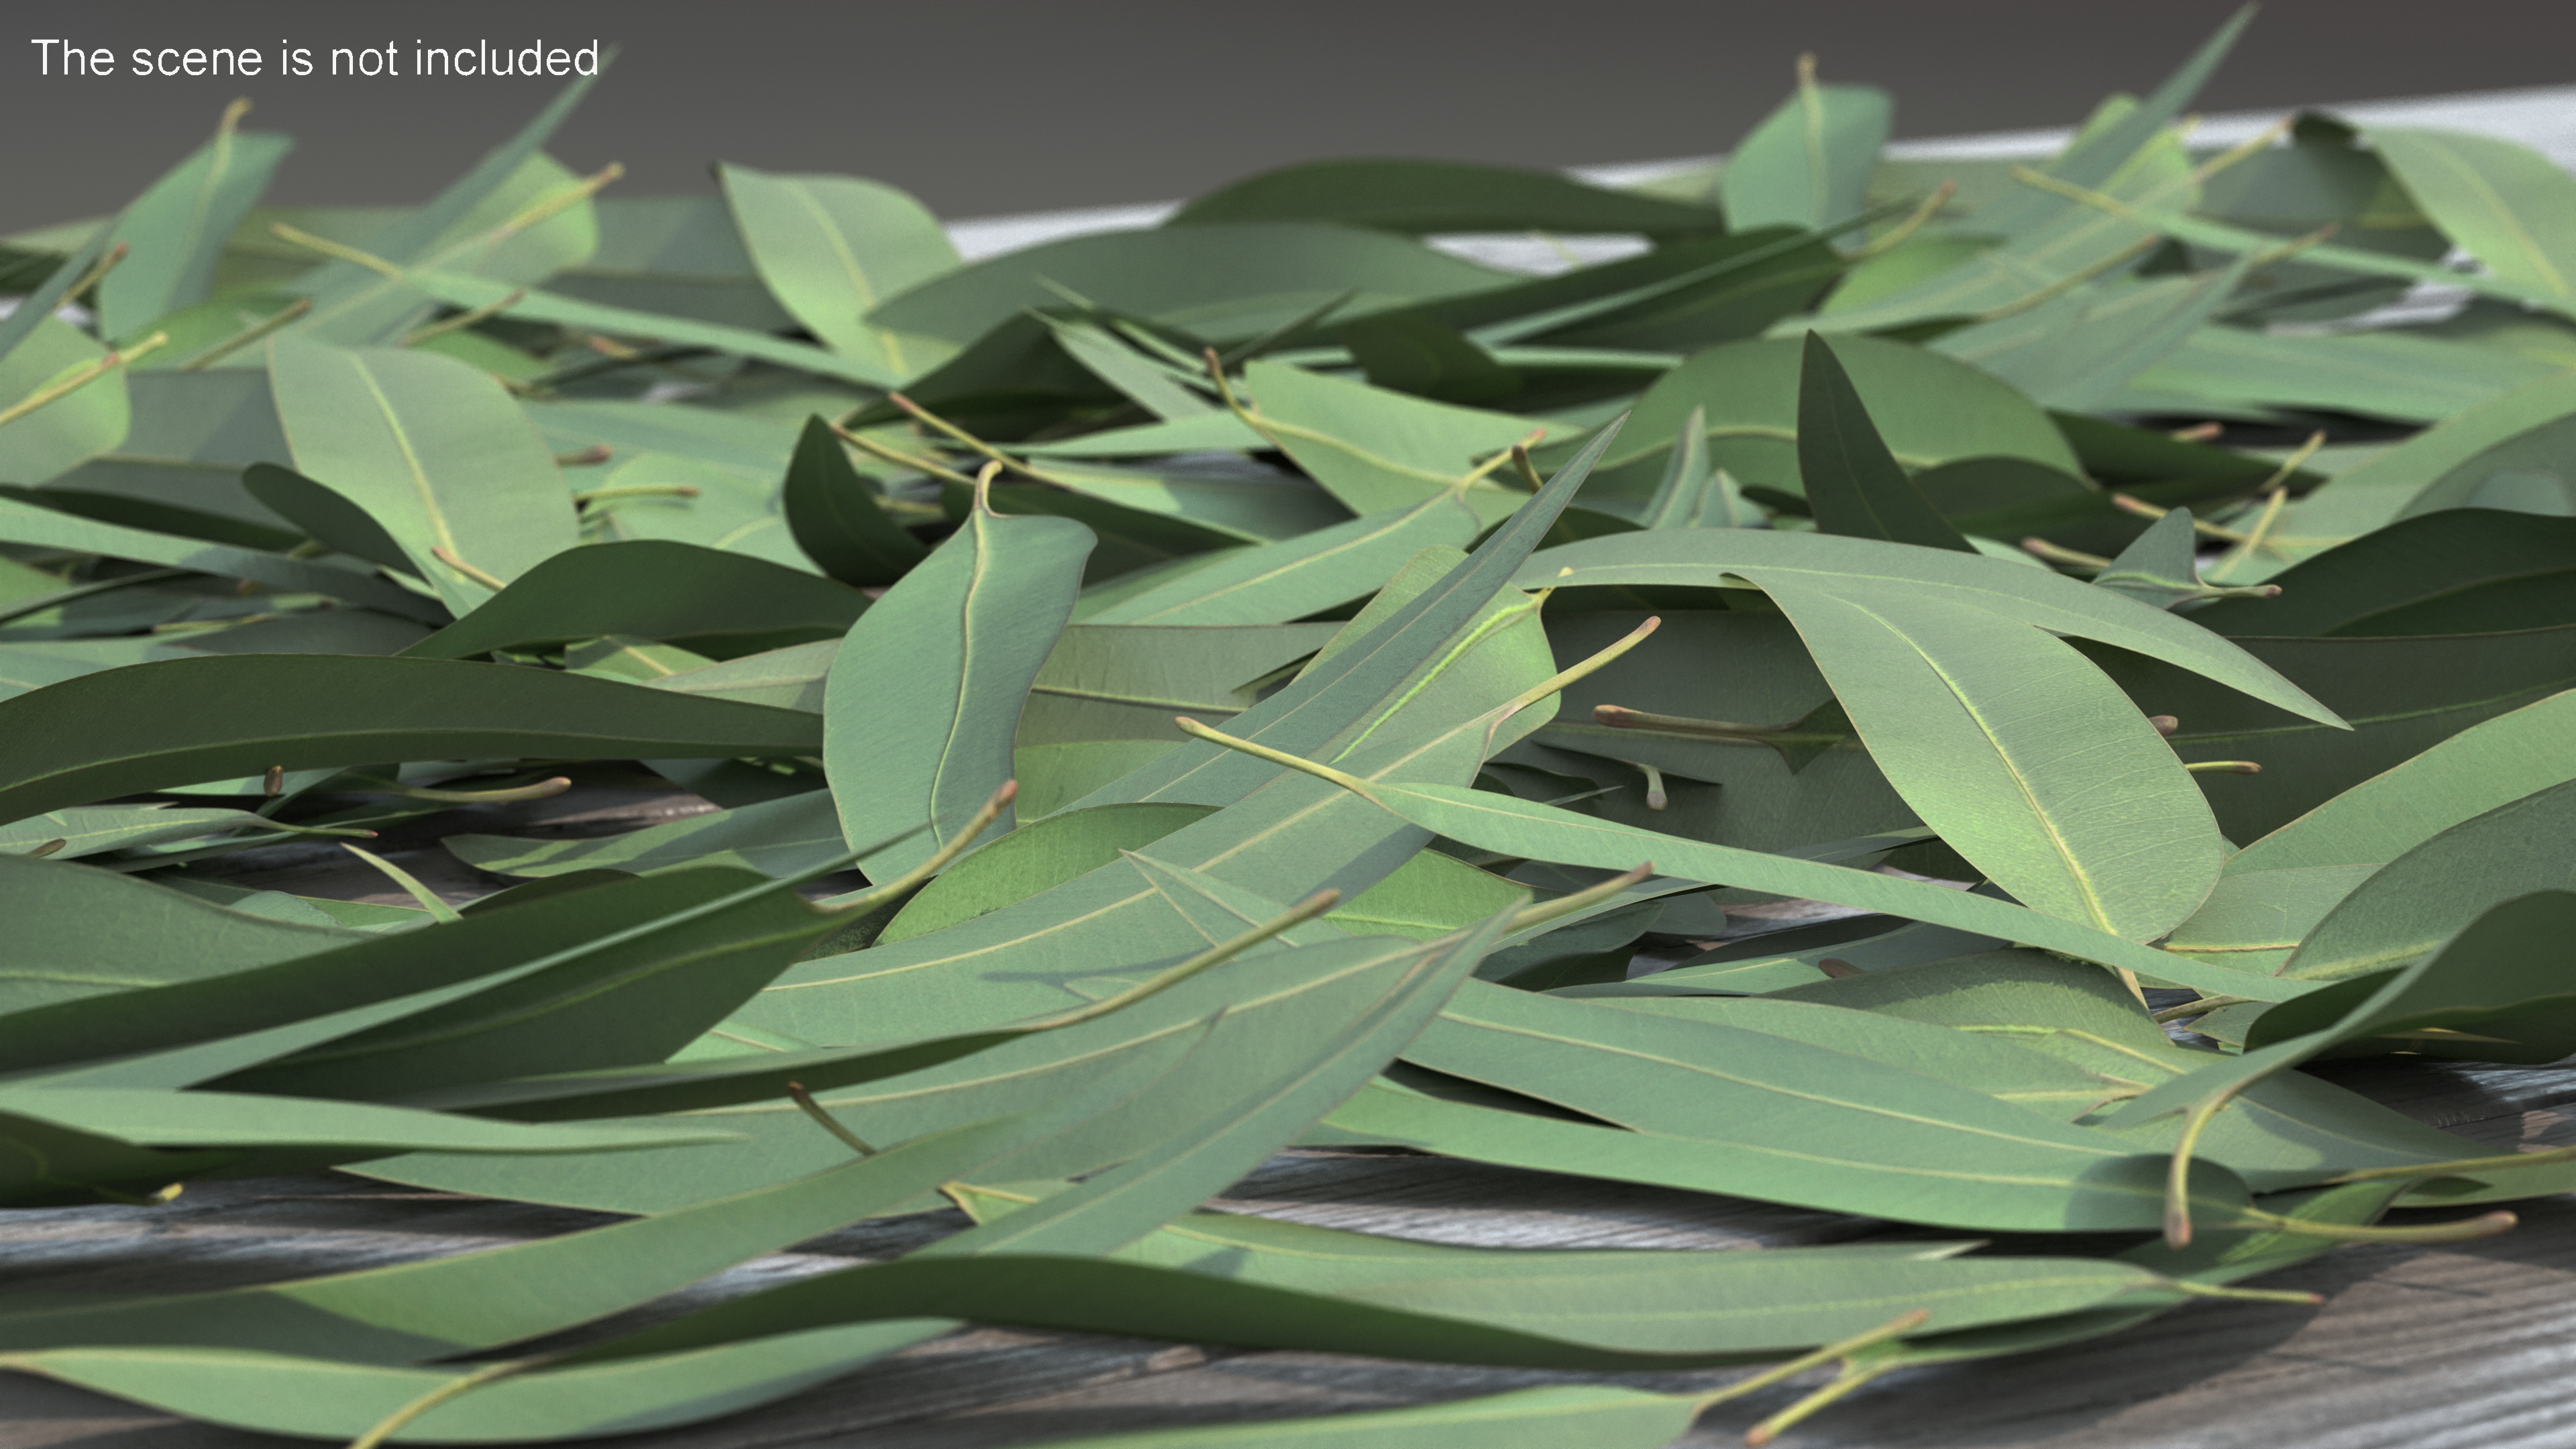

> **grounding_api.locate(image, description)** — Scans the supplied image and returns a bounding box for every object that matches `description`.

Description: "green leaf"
[2229,689,2576,874]
[0,317,128,486]
[400,268,906,389]
[2269,372,2576,562]
[2190,510,2576,637]
[882,802,1213,943]
[1044,317,1220,420]
[1797,333,1974,553]
[2365,128,2576,303]
[211,877,834,1102]
[2279,778,2576,985]
[0,1087,730,1160]
[1296,780,2303,1000]
[1014,621,1340,788]
[780,415,930,586]
[401,539,867,659]
[1082,492,1485,626]
[0,803,283,863]
[0,494,435,620]
[294,74,594,291]
[1169,158,1727,235]
[238,462,412,571]
[2086,624,2576,844]
[2090,508,2221,610]
[1638,409,1756,531]
[1976,7,2251,235]
[1525,530,2322,938]
[0,228,113,367]
[1721,73,1892,231]
[718,164,960,382]
[0,1326,951,1442]
[300,150,604,345]
[0,853,358,1015]
[865,223,1515,347]
[825,487,1092,874]
[1405,979,2206,1230]
[0,1116,1042,1361]
[924,908,1516,1259]
[0,654,822,824]
[2112,890,2576,1132]
[1236,360,1541,521]
[2161,864,2381,975]
[1929,258,2255,411]
[97,112,292,342]
[1564,334,2080,512]
[449,789,841,881]
[974,1385,1703,1449]
[640,639,839,712]
[2110,325,2558,425]
[268,334,580,612]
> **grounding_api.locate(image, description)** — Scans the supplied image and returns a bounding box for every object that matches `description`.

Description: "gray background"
[7,1,2574,231]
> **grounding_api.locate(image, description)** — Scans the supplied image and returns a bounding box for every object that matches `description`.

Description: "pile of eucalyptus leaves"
[7,9,2576,1444]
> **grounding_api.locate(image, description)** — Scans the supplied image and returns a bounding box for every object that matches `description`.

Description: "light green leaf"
[719,164,960,382]
[1563,334,2079,510]
[268,334,578,612]
[825,488,1092,875]
[2230,690,2576,874]
[0,318,127,485]
[97,111,292,343]
[1083,491,1486,627]
[865,223,1516,346]
[0,654,822,825]
[1238,360,1542,520]
[1721,72,1892,231]
[2366,128,2576,302]
[1300,780,2306,1001]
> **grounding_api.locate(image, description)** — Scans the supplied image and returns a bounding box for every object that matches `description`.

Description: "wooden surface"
[11,783,2576,1449]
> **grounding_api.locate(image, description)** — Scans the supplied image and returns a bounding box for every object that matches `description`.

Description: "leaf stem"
[785,1080,876,1156]
[178,297,311,370]
[1851,180,1956,260]
[830,420,981,487]
[2330,1144,2576,1185]
[1172,717,1387,806]
[0,331,166,431]
[400,288,527,347]
[2164,1085,2242,1247]
[429,547,509,593]
[2149,994,2252,1022]
[1030,888,1344,1029]
[64,241,131,303]
[1691,1309,1929,1415]
[345,774,572,804]
[571,484,701,504]
[2232,1206,2517,1244]
[341,844,462,922]
[810,780,1018,915]
[1508,863,1652,933]
[346,1355,553,1449]
[1743,1356,1904,1447]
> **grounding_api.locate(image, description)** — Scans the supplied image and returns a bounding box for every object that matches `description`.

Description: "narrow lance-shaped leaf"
[1171,723,2306,1003]
[97,103,293,342]
[1798,333,1974,552]
[1720,62,1893,231]
[720,164,961,382]
[826,480,1093,875]
[268,334,579,613]
[0,655,822,826]
[781,415,931,586]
